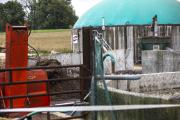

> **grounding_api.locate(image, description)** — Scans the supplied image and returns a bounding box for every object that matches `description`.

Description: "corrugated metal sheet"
[72,25,180,64]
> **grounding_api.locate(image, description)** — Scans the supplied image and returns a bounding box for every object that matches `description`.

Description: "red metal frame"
[5,24,28,108]
[2,24,50,108]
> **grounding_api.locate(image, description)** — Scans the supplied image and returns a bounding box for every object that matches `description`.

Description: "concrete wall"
[142,50,180,73]
[172,26,180,50]
[46,53,83,65]
[40,49,134,74]
[108,71,180,93]
[97,87,180,120]
[104,49,134,74]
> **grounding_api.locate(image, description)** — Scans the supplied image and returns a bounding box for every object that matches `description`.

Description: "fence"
[0,65,90,109]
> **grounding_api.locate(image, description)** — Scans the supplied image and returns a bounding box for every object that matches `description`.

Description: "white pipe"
[0,105,180,113]
[97,75,141,80]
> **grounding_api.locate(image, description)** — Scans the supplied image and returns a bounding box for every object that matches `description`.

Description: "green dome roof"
[74,0,180,28]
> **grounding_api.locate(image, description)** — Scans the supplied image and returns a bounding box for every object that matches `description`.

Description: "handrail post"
[80,65,84,101]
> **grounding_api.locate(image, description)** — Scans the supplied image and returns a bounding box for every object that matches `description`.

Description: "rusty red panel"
[5,24,28,108]
[27,70,50,107]
[0,73,5,108]
[3,24,50,110]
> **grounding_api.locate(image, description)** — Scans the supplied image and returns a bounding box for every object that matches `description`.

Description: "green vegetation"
[0,29,69,34]
[31,29,70,33]
[0,0,75,54]
[0,0,78,31]
[0,29,72,54]
[58,48,73,53]
[28,0,78,29]
[38,48,73,55]
[0,1,25,31]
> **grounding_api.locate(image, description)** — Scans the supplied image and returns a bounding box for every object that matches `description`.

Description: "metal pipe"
[97,75,141,80]
[103,53,115,64]
[0,90,85,100]
[20,112,86,120]
[18,111,39,120]
[1,104,180,113]
[0,77,90,86]
[0,65,84,72]
[103,53,116,73]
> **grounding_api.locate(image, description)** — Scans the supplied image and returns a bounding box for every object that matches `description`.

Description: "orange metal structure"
[0,24,50,108]
[5,24,28,108]
[27,70,50,107]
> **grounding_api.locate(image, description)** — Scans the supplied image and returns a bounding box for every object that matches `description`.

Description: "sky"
[0,0,102,17]
[71,0,101,16]
[1,0,180,16]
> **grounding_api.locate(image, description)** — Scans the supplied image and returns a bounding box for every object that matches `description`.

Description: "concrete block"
[173,52,180,71]
[142,50,180,73]
[71,53,81,65]
[125,49,134,70]
[162,51,174,72]
[142,51,159,73]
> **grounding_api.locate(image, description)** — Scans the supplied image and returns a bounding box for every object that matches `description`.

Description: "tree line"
[0,0,78,31]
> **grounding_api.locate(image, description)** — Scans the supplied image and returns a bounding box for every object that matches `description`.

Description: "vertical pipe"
[102,17,105,31]
[90,31,97,120]
[80,66,84,100]
[47,112,50,120]
[124,26,128,50]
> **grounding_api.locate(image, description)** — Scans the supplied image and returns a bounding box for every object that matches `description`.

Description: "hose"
[28,25,40,62]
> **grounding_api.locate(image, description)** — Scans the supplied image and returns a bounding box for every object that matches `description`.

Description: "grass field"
[0,29,72,53]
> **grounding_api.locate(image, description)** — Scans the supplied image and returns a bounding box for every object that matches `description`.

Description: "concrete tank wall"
[108,71,180,93]
[142,50,180,73]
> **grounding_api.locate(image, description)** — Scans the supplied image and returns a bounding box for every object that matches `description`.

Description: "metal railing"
[0,65,90,109]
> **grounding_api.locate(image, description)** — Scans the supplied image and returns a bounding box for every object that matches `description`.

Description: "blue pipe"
[103,53,115,65]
